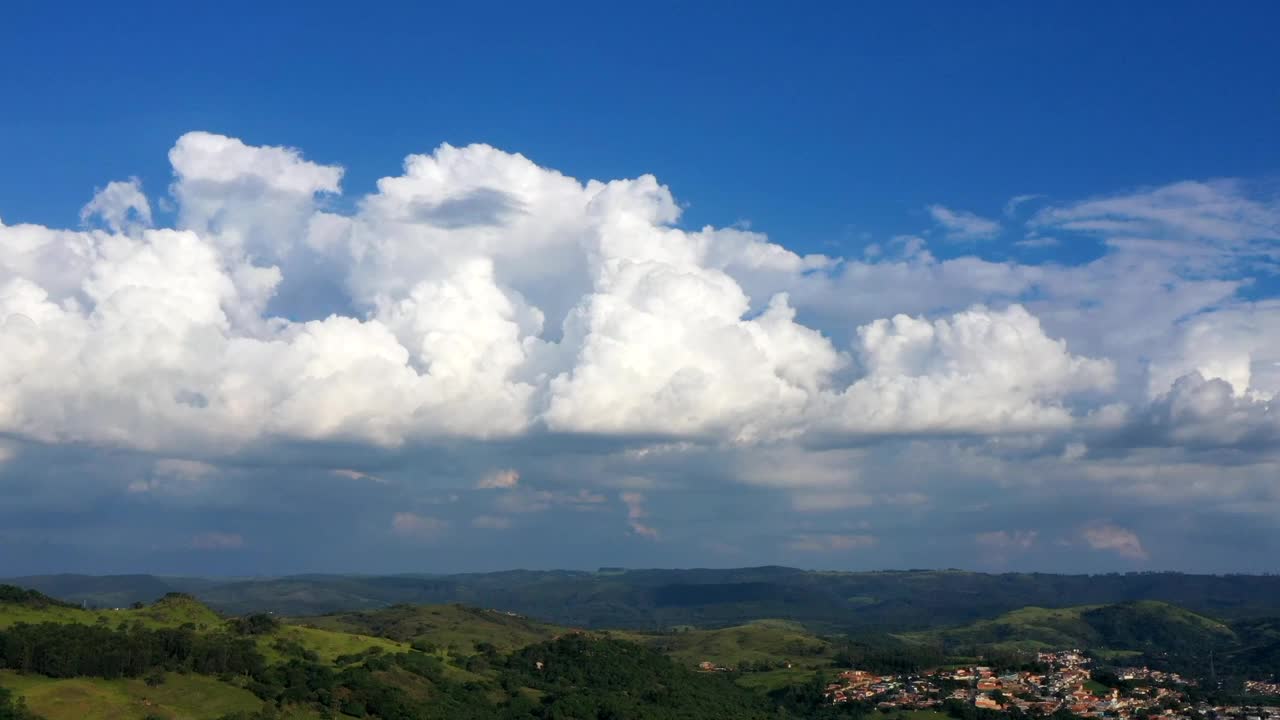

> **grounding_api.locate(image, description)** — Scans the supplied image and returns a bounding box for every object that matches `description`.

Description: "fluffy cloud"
[0,132,1117,455]
[6,134,1280,574]
[1147,302,1280,400]
[1133,372,1279,449]
[1080,524,1148,560]
[81,178,151,234]
[822,305,1114,434]
[620,492,658,539]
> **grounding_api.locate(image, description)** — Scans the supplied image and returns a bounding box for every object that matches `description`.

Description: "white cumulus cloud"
[0,132,1146,460]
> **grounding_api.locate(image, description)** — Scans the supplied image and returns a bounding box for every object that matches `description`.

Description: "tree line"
[0,621,263,679]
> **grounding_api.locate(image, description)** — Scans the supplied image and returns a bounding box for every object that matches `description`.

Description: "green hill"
[298,602,563,655]
[299,602,837,686]
[6,580,1279,718]
[613,618,836,693]
[0,671,265,720]
[0,585,788,719]
[0,586,427,718]
[904,600,1238,658]
[617,619,830,669]
[504,634,775,719]
[12,569,1280,633]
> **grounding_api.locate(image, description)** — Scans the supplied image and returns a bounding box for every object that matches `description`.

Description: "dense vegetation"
[306,603,561,655]
[908,601,1236,657]
[0,621,263,680]
[0,689,39,720]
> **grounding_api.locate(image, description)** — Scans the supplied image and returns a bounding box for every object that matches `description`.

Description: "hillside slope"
[299,602,563,654]
[904,600,1239,658]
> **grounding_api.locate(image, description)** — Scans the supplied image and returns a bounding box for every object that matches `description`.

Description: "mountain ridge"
[10,569,1280,633]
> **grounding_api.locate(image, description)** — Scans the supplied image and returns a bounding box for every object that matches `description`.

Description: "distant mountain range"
[8,568,1280,633]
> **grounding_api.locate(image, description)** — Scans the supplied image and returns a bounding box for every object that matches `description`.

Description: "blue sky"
[6,2,1278,254]
[1,2,1279,576]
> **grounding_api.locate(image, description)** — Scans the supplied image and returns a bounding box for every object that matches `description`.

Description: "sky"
[1,1,1278,576]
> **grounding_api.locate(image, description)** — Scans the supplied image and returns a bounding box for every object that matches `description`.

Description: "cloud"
[190,532,244,550]
[391,512,447,540]
[786,533,877,552]
[822,304,1114,435]
[1146,302,1280,400]
[1127,371,1279,449]
[1030,180,1280,274]
[1015,235,1059,248]
[81,178,152,234]
[0,132,1121,456]
[477,468,520,489]
[7,132,1280,574]
[927,204,1001,240]
[330,468,387,484]
[495,488,606,514]
[620,491,658,539]
[1080,523,1148,560]
[128,458,219,494]
[1004,194,1044,218]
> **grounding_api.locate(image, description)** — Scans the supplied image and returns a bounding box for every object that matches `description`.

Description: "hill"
[294,602,844,692]
[901,600,1241,669]
[299,602,563,655]
[11,569,1280,633]
[0,585,406,719]
[6,580,1280,717]
[0,584,815,718]
[0,671,267,720]
[1,575,216,610]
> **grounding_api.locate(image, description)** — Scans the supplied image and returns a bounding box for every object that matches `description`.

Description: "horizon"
[7,566,1280,582]
[2,2,1280,577]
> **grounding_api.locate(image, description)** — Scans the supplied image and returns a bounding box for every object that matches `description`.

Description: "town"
[821,650,1280,720]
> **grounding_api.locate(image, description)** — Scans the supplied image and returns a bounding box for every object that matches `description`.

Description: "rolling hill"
[298,602,564,655]
[900,600,1241,665]
[0,586,402,719]
[0,585,792,719]
[11,569,1280,634]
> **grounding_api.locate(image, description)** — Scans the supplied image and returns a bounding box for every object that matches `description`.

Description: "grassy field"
[299,603,564,655]
[615,619,832,668]
[0,594,222,632]
[733,666,821,692]
[259,624,407,664]
[605,618,835,692]
[900,600,1237,658]
[0,670,264,720]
